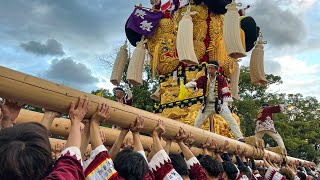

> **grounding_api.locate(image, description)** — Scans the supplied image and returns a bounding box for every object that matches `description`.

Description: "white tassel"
[126,37,147,86]
[110,41,128,86]
[176,5,198,65]
[223,0,246,59]
[230,61,240,100]
[250,32,267,85]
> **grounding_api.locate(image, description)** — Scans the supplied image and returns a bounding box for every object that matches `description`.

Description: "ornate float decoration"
[118,0,262,138]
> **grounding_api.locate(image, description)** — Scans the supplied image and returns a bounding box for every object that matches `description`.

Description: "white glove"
[185,82,197,89]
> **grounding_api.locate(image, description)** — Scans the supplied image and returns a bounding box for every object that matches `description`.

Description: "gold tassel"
[152,43,160,78]
[223,0,246,59]
[230,61,240,100]
[110,41,128,86]
[250,32,267,85]
[126,37,147,86]
[216,39,227,65]
[177,4,198,65]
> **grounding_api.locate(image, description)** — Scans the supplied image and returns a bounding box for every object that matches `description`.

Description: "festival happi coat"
[111,0,267,138]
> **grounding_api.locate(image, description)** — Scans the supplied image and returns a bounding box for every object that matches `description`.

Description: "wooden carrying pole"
[0,66,310,163]
[18,110,308,164]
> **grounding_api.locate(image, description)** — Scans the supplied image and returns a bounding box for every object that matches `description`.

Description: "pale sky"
[0,0,319,99]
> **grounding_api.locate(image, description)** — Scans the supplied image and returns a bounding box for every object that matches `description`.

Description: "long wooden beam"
[0,66,310,164]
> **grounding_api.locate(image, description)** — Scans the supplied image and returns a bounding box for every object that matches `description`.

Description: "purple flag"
[126,7,163,37]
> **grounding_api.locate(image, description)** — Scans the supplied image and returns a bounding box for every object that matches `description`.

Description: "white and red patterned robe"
[44,146,84,180]
[255,105,284,133]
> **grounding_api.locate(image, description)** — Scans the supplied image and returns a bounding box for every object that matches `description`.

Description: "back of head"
[114,148,149,180]
[169,154,189,176]
[297,171,307,180]
[257,167,265,177]
[0,122,51,180]
[199,155,224,178]
[223,161,238,180]
[279,167,295,180]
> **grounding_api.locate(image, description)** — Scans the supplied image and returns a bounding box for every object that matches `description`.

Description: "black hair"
[208,60,220,68]
[297,171,306,180]
[113,148,149,180]
[169,154,189,176]
[0,122,51,180]
[257,167,266,177]
[238,165,252,179]
[199,155,224,178]
[222,161,238,180]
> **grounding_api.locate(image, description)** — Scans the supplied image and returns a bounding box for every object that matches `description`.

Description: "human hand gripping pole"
[66,96,90,149]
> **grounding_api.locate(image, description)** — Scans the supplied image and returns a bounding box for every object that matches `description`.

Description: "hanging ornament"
[230,60,240,100]
[223,0,246,59]
[110,41,129,86]
[250,31,268,85]
[126,37,147,86]
[176,4,199,65]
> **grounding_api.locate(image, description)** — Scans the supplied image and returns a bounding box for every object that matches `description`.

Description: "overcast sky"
[0,0,319,99]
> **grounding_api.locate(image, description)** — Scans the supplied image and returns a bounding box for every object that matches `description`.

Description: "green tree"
[91,89,115,101]
[24,105,42,113]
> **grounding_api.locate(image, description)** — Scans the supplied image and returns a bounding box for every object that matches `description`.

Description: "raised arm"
[263,154,272,168]
[80,120,90,160]
[164,139,172,155]
[202,138,214,156]
[129,115,148,162]
[130,115,144,152]
[0,99,23,129]
[151,120,165,153]
[44,97,89,180]
[41,110,60,129]
[83,103,124,179]
[148,120,182,179]
[176,128,209,179]
[109,128,129,159]
[175,127,194,160]
[66,97,89,149]
[89,103,109,149]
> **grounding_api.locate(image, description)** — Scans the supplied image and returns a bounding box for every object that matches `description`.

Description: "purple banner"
[126,7,163,37]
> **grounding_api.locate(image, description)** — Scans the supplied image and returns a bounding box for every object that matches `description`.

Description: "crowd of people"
[0,97,319,180]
